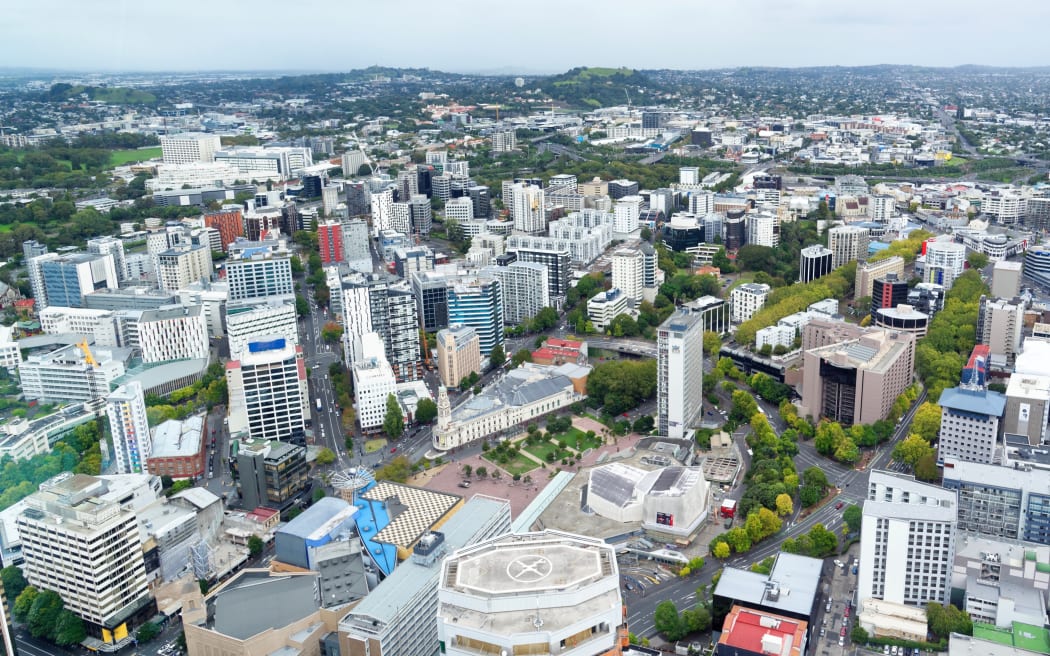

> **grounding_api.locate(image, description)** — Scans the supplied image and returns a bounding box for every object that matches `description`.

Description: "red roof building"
[716,606,807,656]
[532,337,588,366]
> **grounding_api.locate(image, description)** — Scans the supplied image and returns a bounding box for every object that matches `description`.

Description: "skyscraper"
[106,381,151,474]
[448,277,504,356]
[87,236,129,282]
[658,310,704,439]
[511,183,545,234]
[226,337,309,444]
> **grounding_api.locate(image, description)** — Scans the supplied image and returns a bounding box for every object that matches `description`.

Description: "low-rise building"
[731,283,771,323]
[587,288,629,332]
[147,414,207,480]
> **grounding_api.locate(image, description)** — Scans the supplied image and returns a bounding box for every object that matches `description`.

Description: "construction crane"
[77,340,99,367]
[624,88,632,111]
[349,131,378,176]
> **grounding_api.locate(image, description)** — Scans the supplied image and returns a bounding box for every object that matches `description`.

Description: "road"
[625,387,925,639]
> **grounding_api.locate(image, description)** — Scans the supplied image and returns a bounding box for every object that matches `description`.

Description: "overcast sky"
[3,0,1049,74]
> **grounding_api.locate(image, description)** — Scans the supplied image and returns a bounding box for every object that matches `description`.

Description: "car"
[208,471,214,479]
[826,601,832,612]
[892,647,899,655]
[884,646,890,655]
[833,560,843,568]
[835,501,845,510]
[390,447,397,453]
[839,637,845,647]
[707,411,713,416]
[458,481,471,489]
[844,607,850,618]
[840,627,846,637]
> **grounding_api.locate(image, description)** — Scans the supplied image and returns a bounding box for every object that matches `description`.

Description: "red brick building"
[145,414,207,479]
[204,208,244,252]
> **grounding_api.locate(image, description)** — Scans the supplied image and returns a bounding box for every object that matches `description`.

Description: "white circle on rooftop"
[506,555,553,583]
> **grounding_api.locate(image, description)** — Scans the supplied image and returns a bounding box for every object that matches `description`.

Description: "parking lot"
[815,544,861,656]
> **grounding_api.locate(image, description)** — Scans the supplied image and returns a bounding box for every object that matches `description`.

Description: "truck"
[720,499,737,518]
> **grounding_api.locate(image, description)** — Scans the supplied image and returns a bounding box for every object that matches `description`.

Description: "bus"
[316,399,322,411]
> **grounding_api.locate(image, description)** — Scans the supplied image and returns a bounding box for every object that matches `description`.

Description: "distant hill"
[536,67,663,108]
[46,83,156,104]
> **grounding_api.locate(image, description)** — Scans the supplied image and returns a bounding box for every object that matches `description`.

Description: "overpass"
[587,338,658,358]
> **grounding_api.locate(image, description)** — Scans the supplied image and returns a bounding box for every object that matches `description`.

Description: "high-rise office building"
[613,196,642,234]
[345,181,370,217]
[226,337,309,444]
[226,299,299,358]
[680,166,701,185]
[409,194,433,237]
[828,225,869,269]
[234,439,308,511]
[871,273,909,317]
[17,474,151,638]
[448,277,504,356]
[468,185,491,218]
[747,212,777,248]
[352,332,398,431]
[510,246,571,300]
[937,385,1006,465]
[39,253,119,308]
[608,179,639,199]
[160,132,222,164]
[856,257,906,300]
[87,236,129,282]
[225,248,295,302]
[321,185,340,217]
[106,381,151,474]
[318,221,344,264]
[658,310,704,439]
[1003,373,1050,448]
[859,471,957,610]
[340,274,422,381]
[799,245,834,283]
[156,244,212,292]
[436,325,482,389]
[412,271,450,333]
[135,304,210,363]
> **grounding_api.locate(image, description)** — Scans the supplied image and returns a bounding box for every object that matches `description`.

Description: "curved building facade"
[1025,244,1050,287]
[873,305,930,339]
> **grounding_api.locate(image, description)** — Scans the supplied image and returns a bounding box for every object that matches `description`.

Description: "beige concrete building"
[992,260,1023,299]
[800,328,916,426]
[184,570,345,656]
[436,325,481,388]
[978,296,1025,368]
[828,225,870,269]
[855,256,905,300]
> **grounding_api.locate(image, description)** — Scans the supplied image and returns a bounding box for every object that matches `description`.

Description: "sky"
[3,0,1050,74]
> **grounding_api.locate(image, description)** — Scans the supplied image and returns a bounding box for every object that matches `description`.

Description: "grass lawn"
[364,438,387,453]
[109,146,162,167]
[724,272,756,296]
[524,440,562,463]
[0,224,11,233]
[482,451,538,476]
[550,427,603,451]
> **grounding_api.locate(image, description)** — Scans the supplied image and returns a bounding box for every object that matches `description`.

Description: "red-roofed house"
[716,606,808,656]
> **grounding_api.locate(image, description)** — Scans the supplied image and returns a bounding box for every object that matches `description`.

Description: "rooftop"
[279,497,357,542]
[719,605,806,656]
[150,414,205,459]
[209,572,319,640]
[973,622,1050,655]
[939,386,1007,417]
[449,364,579,425]
[714,552,824,616]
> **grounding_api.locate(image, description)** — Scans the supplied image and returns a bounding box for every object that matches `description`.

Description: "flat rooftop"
[209,572,319,640]
[714,552,823,617]
[447,536,610,597]
[150,414,205,459]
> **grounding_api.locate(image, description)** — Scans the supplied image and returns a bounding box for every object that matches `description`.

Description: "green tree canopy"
[248,535,264,557]
[415,398,438,424]
[383,394,405,439]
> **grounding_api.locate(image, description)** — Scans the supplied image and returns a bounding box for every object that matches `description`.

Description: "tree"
[489,343,506,369]
[915,453,940,482]
[911,401,942,441]
[1,565,28,600]
[682,605,712,633]
[586,360,658,415]
[13,585,38,623]
[927,602,973,639]
[383,394,404,439]
[137,622,161,643]
[802,466,828,491]
[28,589,64,639]
[654,601,688,641]
[893,434,935,468]
[315,447,337,466]
[375,456,412,483]
[475,466,488,479]
[712,542,731,559]
[51,608,85,645]
[321,322,344,343]
[843,504,863,534]
[248,535,264,557]
[805,524,839,557]
[729,390,759,424]
[462,464,473,478]
[775,493,794,516]
[967,251,989,270]
[295,293,309,317]
[415,398,438,424]
[703,331,721,357]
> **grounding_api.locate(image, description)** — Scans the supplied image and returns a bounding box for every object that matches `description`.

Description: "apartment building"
[855,256,905,300]
[352,332,398,431]
[225,248,294,302]
[136,305,210,363]
[203,208,244,252]
[511,183,545,234]
[991,260,1023,299]
[658,311,704,439]
[731,283,771,323]
[226,300,299,359]
[106,382,151,475]
[235,439,308,511]
[924,240,966,288]
[587,288,629,332]
[858,471,957,610]
[612,248,645,302]
[799,245,834,283]
[828,225,869,269]
[489,262,549,326]
[943,458,1050,545]
[977,296,1024,367]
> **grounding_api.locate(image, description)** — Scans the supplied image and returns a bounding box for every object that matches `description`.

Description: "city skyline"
[3,0,1050,74]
